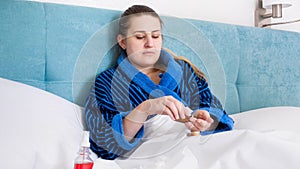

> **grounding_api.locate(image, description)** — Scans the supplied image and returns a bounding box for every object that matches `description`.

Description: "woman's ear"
[117,34,126,50]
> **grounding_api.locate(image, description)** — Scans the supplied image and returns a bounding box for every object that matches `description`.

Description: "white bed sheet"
[1,78,300,169]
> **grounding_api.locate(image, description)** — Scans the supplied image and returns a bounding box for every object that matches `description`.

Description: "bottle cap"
[81,131,90,147]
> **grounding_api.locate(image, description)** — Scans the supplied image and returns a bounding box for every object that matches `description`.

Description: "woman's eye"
[152,35,160,39]
[136,36,145,39]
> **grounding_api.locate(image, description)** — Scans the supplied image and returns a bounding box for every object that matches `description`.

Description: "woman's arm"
[122,102,148,141]
[180,61,234,134]
[85,70,142,160]
[194,78,234,134]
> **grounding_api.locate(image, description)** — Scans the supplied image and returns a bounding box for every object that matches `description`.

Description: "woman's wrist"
[122,102,150,141]
[124,101,149,124]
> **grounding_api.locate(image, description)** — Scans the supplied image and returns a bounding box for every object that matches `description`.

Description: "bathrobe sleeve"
[85,68,144,160]
[180,60,234,135]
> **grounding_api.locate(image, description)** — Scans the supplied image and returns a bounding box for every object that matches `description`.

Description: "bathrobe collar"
[116,49,184,102]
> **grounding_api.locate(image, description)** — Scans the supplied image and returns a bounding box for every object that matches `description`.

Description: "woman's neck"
[142,67,164,84]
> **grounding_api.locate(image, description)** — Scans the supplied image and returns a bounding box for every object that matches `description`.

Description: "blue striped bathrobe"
[85,49,234,160]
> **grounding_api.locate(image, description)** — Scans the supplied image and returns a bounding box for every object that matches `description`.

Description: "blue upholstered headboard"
[1,1,299,114]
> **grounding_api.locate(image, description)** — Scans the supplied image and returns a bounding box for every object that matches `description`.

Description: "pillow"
[231,106,300,132]
[0,78,85,169]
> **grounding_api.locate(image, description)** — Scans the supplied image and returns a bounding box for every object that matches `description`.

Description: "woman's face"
[118,15,162,71]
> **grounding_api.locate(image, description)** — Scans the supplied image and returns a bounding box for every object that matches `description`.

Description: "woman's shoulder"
[173,56,207,82]
[174,58,194,72]
[95,66,117,82]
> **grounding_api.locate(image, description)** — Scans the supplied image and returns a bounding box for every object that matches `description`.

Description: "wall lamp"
[255,0,298,27]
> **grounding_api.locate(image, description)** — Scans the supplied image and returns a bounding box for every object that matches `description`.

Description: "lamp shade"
[263,0,292,8]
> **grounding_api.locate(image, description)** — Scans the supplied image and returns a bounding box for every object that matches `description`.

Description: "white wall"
[30,0,300,33]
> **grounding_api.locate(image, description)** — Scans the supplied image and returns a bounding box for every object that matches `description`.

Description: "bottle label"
[74,162,94,169]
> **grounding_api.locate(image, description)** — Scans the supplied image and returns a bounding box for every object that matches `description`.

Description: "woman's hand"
[123,96,189,140]
[140,96,190,120]
[184,110,214,132]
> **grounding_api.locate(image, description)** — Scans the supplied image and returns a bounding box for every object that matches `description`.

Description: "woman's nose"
[145,35,154,48]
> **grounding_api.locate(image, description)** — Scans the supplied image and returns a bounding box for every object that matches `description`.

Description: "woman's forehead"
[127,15,161,33]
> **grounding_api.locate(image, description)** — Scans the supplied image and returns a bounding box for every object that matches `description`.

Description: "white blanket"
[94,107,300,169]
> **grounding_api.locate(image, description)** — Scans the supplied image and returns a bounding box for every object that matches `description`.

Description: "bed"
[1,78,300,169]
[0,1,300,169]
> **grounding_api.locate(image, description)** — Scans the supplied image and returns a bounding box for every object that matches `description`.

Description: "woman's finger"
[194,110,214,123]
[161,105,176,120]
[184,122,196,131]
[188,116,210,131]
[195,119,210,130]
[164,99,179,120]
[166,96,188,119]
[184,107,193,119]
[176,103,186,120]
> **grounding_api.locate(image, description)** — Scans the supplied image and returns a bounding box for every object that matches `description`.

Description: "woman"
[85,5,234,160]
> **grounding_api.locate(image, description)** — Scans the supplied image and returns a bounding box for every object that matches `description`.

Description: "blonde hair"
[163,48,207,80]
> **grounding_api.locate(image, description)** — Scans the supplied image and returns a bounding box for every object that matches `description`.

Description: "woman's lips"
[143,50,156,55]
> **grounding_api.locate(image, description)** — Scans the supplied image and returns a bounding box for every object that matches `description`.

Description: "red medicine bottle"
[74,131,94,169]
